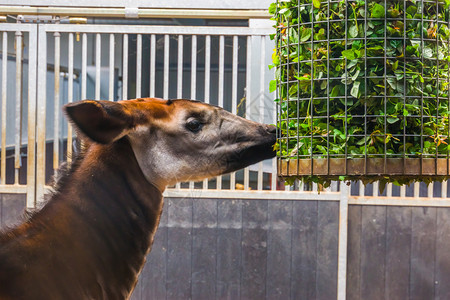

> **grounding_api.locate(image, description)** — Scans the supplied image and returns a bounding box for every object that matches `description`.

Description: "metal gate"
[0,23,37,208]
[0,21,281,208]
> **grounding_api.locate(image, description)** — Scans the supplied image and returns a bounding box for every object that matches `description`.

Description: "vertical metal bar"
[175,35,183,190]
[372,182,379,197]
[1,32,7,185]
[163,34,169,99]
[428,182,434,198]
[337,181,349,300]
[191,35,197,100]
[230,35,238,190]
[244,35,252,190]
[282,2,291,177]
[359,180,364,196]
[271,30,277,191]
[309,0,314,177]
[414,182,420,198]
[386,183,393,197]
[327,0,331,175]
[53,31,60,171]
[150,34,156,98]
[419,0,424,175]
[122,34,128,99]
[136,34,142,98]
[109,34,114,101]
[203,35,211,189]
[36,25,47,204]
[95,33,101,100]
[189,35,197,190]
[271,124,277,190]
[364,0,369,174]
[218,35,224,108]
[257,35,266,191]
[442,180,448,198]
[177,35,183,99]
[204,35,211,105]
[217,35,225,190]
[15,30,23,184]
[67,33,74,165]
[400,185,406,198]
[27,26,38,208]
[81,33,87,100]
[435,0,440,176]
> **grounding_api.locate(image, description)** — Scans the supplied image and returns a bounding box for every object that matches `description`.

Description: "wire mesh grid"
[273,0,450,181]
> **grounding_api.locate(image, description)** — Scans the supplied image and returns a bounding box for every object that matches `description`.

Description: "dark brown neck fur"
[0,138,163,300]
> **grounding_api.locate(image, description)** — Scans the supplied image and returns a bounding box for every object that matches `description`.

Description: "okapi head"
[65,98,276,190]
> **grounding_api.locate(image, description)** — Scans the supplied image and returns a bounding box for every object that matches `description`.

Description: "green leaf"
[269,80,277,93]
[358,7,366,18]
[392,60,399,71]
[347,60,358,69]
[356,136,371,145]
[371,3,385,18]
[300,28,312,42]
[349,24,358,38]
[405,5,417,17]
[351,69,360,81]
[330,85,340,97]
[423,47,433,59]
[350,81,360,98]
[342,49,356,60]
[387,116,399,124]
[279,8,292,18]
[313,0,321,9]
[268,2,277,15]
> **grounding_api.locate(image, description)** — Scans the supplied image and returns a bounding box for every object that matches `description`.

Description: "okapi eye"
[185,119,203,133]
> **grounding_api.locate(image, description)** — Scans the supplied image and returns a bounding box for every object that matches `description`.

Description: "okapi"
[0,98,276,300]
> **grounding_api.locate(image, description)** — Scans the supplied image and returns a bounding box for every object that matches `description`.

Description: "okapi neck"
[2,139,164,299]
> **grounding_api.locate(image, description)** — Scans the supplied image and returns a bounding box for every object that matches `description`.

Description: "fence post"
[337,181,349,300]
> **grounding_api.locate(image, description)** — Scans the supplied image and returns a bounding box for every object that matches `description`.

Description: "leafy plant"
[270,0,450,186]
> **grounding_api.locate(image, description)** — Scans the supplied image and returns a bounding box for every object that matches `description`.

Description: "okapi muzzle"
[0,97,276,300]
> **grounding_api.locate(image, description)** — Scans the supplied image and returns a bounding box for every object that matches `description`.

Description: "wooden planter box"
[279,158,450,177]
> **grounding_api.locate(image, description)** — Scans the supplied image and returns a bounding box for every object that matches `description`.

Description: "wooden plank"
[1,193,26,228]
[346,205,362,300]
[410,207,436,300]
[385,206,412,300]
[216,199,242,300]
[360,206,387,300]
[166,197,192,299]
[241,199,268,300]
[266,200,292,300]
[140,203,168,300]
[316,201,339,299]
[435,208,450,299]
[291,201,318,299]
[191,198,217,300]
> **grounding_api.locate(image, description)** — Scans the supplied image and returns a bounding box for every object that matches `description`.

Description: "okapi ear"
[64,100,134,144]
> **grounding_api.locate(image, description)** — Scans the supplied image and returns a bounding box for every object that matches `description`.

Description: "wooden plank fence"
[2,192,450,299]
